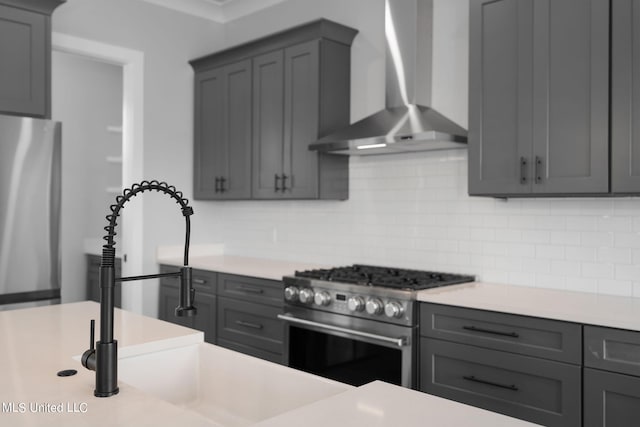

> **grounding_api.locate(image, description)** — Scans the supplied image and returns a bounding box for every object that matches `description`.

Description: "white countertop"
[1,302,534,426]
[252,381,538,427]
[0,301,210,426]
[158,254,327,281]
[418,282,640,331]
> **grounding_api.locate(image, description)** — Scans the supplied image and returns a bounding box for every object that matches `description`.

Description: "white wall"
[52,51,122,303]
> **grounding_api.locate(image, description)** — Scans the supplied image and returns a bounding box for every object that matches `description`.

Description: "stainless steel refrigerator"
[0,114,61,310]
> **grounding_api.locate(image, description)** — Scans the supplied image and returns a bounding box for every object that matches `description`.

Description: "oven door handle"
[277,313,408,348]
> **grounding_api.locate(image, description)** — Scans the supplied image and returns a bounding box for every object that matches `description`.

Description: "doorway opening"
[52,33,145,313]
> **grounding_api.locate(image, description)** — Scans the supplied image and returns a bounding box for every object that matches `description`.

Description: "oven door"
[278,307,416,389]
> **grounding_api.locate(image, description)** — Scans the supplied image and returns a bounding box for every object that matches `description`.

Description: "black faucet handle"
[81,319,96,371]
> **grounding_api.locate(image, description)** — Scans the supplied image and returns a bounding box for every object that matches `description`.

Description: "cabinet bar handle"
[535,156,543,184]
[235,320,263,330]
[462,325,520,338]
[237,286,264,294]
[193,279,207,285]
[219,177,226,193]
[274,174,281,192]
[463,375,518,391]
[281,174,288,191]
[520,157,527,184]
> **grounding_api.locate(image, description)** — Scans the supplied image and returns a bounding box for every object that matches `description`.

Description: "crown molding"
[137,0,285,23]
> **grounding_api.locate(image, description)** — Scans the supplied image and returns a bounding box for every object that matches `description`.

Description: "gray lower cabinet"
[86,254,121,308]
[419,303,582,426]
[216,273,283,363]
[157,265,284,363]
[158,266,217,344]
[191,19,355,201]
[583,325,640,426]
[583,368,640,427]
[420,338,581,427]
[0,0,64,118]
[468,0,609,197]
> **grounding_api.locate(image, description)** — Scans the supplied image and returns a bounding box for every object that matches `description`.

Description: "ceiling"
[137,0,286,23]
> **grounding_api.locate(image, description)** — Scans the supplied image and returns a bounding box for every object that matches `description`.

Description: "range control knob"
[365,298,384,315]
[284,286,299,302]
[314,291,331,306]
[298,288,315,304]
[384,301,404,319]
[347,296,365,312]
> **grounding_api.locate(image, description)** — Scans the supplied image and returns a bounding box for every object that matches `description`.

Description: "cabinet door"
[0,4,46,117]
[194,66,225,199]
[222,60,252,199]
[282,40,320,199]
[252,50,284,198]
[468,0,533,196]
[194,60,252,200]
[612,0,640,193]
[421,338,581,427]
[531,0,609,194]
[584,368,640,427]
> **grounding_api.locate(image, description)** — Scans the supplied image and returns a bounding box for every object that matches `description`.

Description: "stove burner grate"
[294,264,474,290]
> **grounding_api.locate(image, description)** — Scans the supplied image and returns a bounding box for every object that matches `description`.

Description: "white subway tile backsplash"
[565,246,597,262]
[615,264,640,281]
[581,231,615,247]
[535,244,565,260]
[582,263,615,279]
[614,232,640,248]
[598,247,632,264]
[200,151,640,297]
[597,279,633,297]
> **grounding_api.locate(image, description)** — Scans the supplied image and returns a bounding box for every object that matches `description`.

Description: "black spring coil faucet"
[81,180,197,397]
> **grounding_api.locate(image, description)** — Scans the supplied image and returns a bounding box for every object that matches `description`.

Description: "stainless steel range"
[278,265,474,389]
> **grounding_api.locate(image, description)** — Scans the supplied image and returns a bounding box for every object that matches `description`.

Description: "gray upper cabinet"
[611,0,640,193]
[253,40,322,199]
[252,50,285,198]
[0,0,64,118]
[191,19,356,201]
[469,0,609,197]
[194,59,252,199]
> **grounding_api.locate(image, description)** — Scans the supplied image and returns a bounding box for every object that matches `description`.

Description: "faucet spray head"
[175,266,197,317]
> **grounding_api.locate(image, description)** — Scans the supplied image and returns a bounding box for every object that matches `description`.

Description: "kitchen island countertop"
[0,301,537,426]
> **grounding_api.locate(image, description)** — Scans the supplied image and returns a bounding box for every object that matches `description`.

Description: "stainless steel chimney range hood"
[310,0,467,155]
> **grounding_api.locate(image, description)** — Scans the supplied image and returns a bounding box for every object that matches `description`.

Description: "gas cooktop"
[294,264,474,291]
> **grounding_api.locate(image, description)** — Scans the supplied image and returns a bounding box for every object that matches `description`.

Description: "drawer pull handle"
[463,325,519,338]
[235,320,263,330]
[237,286,264,294]
[463,375,518,391]
[193,279,207,285]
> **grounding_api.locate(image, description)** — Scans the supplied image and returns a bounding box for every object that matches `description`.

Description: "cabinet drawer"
[584,367,640,427]
[218,273,282,306]
[420,303,581,363]
[584,325,640,377]
[217,297,283,356]
[420,338,581,427]
[159,265,216,295]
